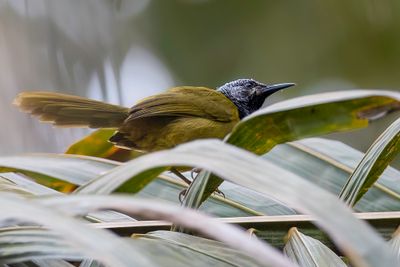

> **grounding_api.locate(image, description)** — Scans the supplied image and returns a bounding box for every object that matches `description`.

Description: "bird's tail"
[14,91,130,128]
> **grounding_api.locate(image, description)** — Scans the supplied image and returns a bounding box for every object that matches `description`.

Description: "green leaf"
[0,154,118,192]
[0,195,162,267]
[64,140,399,266]
[79,260,105,267]
[35,195,294,267]
[339,117,400,206]
[0,173,135,223]
[92,212,400,251]
[192,90,400,203]
[0,154,290,217]
[30,260,76,267]
[132,230,266,267]
[284,227,347,267]
[230,90,400,153]
[66,129,142,161]
[66,129,117,158]
[0,217,283,267]
[10,260,76,267]
[0,227,82,264]
[262,138,400,212]
[389,227,400,261]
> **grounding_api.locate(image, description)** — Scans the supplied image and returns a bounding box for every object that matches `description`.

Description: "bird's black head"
[217,78,295,119]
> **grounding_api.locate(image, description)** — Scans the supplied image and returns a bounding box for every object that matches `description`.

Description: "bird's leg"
[170,167,192,185]
[170,167,192,202]
[171,168,226,202]
[178,189,188,203]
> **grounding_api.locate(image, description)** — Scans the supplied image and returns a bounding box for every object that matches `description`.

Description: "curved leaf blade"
[284,227,346,267]
[0,154,284,217]
[0,227,82,264]
[0,154,118,192]
[133,230,266,267]
[0,195,159,267]
[229,90,400,154]
[196,90,400,202]
[70,140,399,266]
[66,129,117,158]
[339,117,400,206]
[35,195,295,267]
[263,138,400,212]
[389,227,400,261]
[66,129,141,161]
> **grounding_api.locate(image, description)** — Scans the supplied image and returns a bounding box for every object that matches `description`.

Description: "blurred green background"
[1,0,399,155]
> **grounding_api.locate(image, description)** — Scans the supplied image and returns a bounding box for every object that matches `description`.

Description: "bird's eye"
[245,81,256,88]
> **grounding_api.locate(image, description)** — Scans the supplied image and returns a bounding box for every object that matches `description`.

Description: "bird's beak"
[262,83,296,95]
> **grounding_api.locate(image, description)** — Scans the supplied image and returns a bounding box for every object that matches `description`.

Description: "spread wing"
[126,86,239,123]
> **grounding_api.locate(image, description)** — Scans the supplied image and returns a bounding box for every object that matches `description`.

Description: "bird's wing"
[126,86,239,122]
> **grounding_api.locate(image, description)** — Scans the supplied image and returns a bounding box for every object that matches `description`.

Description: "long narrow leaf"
[284,227,346,267]
[66,129,119,158]
[264,138,400,212]
[0,173,134,223]
[133,230,266,267]
[0,155,281,217]
[0,195,163,267]
[339,117,400,206]
[0,154,118,192]
[389,227,400,261]
[0,227,82,264]
[194,90,400,203]
[79,260,105,267]
[66,129,141,161]
[35,195,295,267]
[93,211,400,250]
[68,140,399,266]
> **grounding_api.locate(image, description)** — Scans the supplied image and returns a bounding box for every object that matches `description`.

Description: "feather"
[14,92,129,128]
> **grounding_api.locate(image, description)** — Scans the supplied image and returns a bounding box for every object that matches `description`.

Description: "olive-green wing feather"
[14,91,130,128]
[111,86,240,151]
[127,86,238,122]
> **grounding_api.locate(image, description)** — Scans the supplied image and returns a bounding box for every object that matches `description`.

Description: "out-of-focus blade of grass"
[0,227,82,264]
[283,227,347,267]
[67,140,399,266]
[262,138,400,212]
[66,129,141,161]
[191,90,400,203]
[389,227,400,261]
[0,196,163,267]
[132,230,266,267]
[35,195,295,267]
[339,118,400,206]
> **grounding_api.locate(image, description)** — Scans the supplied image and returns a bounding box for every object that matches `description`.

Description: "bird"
[14,79,294,151]
[14,79,294,195]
